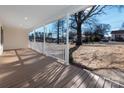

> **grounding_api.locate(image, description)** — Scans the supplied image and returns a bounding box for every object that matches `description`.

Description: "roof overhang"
[0,5,91,31]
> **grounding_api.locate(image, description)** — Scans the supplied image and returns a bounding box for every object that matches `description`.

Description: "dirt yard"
[70,43,124,85]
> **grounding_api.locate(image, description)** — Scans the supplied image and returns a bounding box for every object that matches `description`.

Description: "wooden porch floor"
[0,48,123,88]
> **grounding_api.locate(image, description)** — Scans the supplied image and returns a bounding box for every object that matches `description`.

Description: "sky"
[96,6,124,31]
[30,6,124,37]
[82,6,124,36]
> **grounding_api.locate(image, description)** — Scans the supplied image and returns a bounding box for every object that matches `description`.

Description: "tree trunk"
[76,23,82,45]
[57,20,60,44]
[62,21,64,43]
[76,12,82,45]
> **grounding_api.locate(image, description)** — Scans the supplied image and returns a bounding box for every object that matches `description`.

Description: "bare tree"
[57,20,60,44]
[83,23,110,42]
[29,33,34,42]
[70,5,107,45]
[54,19,66,44]
[93,24,111,41]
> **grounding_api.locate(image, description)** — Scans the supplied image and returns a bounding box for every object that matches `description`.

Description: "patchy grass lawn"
[70,43,124,85]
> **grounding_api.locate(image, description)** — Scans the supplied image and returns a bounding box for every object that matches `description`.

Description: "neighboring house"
[111,30,124,41]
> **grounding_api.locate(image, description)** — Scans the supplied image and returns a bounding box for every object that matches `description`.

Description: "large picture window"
[45,17,67,61]
[28,16,68,63]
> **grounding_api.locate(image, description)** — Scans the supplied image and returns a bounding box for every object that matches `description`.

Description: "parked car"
[101,39,109,42]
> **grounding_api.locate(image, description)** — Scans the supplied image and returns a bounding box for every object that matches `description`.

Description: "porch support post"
[0,26,3,55]
[43,26,46,55]
[65,14,70,65]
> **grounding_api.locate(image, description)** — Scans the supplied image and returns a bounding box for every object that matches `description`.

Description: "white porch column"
[65,14,70,65]
[0,26,3,55]
[43,26,46,54]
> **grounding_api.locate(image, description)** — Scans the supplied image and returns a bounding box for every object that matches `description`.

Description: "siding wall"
[3,25,29,50]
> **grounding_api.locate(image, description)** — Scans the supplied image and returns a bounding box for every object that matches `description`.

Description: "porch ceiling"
[0,5,90,30]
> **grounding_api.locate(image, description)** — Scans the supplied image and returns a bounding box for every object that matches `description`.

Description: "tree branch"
[70,25,77,30]
[70,22,77,30]
[89,6,106,18]
[74,13,78,23]
[81,5,97,23]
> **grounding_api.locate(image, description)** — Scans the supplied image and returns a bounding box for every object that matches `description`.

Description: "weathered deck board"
[119,85,124,88]
[63,70,85,88]
[0,48,123,88]
[95,77,105,88]
[71,71,90,88]
[78,73,95,88]
[111,82,119,88]
[87,75,100,88]
[46,66,82,88]
[104,80,112,88]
